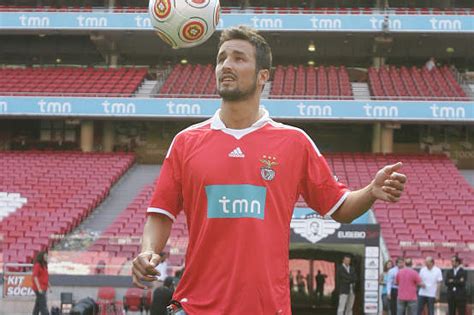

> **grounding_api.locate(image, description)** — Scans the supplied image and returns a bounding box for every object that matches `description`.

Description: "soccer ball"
[149,0,221,49]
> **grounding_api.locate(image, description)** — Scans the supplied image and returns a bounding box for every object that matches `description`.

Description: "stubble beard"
[218,76,258,102]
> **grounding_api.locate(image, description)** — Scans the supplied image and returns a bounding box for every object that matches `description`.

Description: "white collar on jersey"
[210,107,272,140]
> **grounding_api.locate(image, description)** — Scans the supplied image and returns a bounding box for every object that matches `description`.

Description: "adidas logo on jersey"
[228,147,245,158]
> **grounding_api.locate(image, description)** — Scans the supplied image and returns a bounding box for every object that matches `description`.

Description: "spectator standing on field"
[417,256,442,315]
[395,258,424,315]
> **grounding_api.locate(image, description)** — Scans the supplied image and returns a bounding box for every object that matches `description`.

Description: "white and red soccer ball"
[149,0,221,49]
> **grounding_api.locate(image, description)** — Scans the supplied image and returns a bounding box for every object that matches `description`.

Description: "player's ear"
[258,69,270,86]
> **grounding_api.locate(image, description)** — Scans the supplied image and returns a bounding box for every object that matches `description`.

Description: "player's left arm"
[332,162,406,223]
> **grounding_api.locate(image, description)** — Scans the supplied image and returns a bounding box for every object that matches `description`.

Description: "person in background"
[417,256,443,315]
[445,255,467,315]
[425,57,436,71]
[395,258,424,315]
[387,257,404,315]
[151,276,175,315]
[296,270,306,293]
[32,251,51,315]
[380,260,393,315]
[315,269,328,302]
[155,251,169,281]
[306,273,312,295]
[337,255,357,315]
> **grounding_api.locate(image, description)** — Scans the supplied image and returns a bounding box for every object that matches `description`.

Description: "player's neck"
[220,97,262,129]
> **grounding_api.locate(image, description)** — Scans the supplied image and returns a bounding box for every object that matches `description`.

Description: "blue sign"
[0,96,472,121]
[0,12,473,33]
[206,184,267,220]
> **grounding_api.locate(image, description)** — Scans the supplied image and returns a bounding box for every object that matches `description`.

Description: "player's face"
[216,39,258,101]
[451,258,458,268]
[425,258,433,268]
[397,259,404,268]
[343,257,351,265]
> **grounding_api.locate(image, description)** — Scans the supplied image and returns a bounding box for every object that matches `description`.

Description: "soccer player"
[132,25,407,315]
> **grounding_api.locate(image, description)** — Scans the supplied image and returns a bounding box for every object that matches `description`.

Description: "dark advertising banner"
[290,208,381,314]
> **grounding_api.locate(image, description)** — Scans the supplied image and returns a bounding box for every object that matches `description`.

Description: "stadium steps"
[134,79,159,98]
[54,164,160,248]
[467,84,474,100]
[351,82,371,100]
[460,170,474,188]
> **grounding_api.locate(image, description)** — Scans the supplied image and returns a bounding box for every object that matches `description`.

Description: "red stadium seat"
[158,64,218,98]
[123,288,144,313]
[297,153,474,265]
[0,152,135,261]
[97,287,123,315]
[0,67,147,97]
[268,65,353,100]
[368,65,466,101]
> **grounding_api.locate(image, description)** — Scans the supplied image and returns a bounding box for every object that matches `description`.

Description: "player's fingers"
[149,254,161,269]
[383,186,402,198]
[144,262,159,276]
[383,162,403,175]
[390,172,407,184]
[132,267,156,283]
[132,272,147,289]
[132,257,149,276]
[136,253,159,275]
[384,179,404,191]
[387,194,400,203]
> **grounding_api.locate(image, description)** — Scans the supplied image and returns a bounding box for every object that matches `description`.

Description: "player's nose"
[221,57,235,71]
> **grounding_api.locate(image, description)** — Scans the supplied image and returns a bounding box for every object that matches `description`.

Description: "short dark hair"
[396,257,404,264]
[218,25,272,72]
[452,255,462,264]
[163,276,174,288]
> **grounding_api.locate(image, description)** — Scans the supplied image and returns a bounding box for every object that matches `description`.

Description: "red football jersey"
[32,263,48,292]
[148,109,349,315]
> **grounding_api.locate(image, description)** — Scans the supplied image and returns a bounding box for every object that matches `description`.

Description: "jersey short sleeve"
[298,134,349,217]
[147,134,184,221]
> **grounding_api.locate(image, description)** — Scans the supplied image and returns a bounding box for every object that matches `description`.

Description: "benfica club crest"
[260,155,278,181]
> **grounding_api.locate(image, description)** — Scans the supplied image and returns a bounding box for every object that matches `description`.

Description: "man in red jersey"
[132,25,407,315]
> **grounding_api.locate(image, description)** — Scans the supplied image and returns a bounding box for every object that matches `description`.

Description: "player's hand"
[132,251,161,289]
[371,162,406,203]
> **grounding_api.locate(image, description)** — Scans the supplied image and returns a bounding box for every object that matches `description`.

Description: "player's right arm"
[132,214,172,289]
[132,133,184,289]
